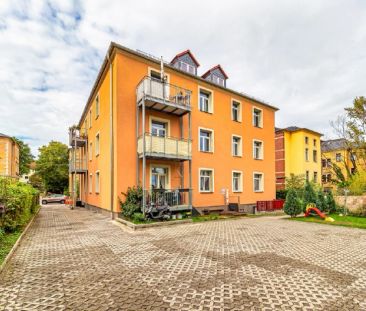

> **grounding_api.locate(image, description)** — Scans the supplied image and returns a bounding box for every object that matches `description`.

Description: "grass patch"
[192,214,248,223]
[0,206,39,265]
[289,214,366,229]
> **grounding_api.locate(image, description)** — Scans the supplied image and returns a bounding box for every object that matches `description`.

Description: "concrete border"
[0,206,41,275]
[115,217,192,231]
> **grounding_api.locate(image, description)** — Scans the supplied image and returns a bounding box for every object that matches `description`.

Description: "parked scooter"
[145,199,171,221]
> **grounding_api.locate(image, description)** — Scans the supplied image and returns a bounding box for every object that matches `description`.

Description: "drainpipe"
[107,53,115,219]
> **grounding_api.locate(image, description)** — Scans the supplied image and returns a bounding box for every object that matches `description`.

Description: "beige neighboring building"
[20,162,36,183]
[0,133,20,178]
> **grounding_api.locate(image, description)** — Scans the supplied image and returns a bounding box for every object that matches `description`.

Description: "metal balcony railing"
[69,127,87,146]
[145,188,191,209]
[69,158,87,173]
[136,76,192,110]
[137,133,191,159]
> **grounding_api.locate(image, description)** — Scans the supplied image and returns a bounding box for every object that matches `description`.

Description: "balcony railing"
[69,127,87,147]
[136,76,192,113]
[137,133,191,160]
[145,188,191,210]
[69,158,87,173]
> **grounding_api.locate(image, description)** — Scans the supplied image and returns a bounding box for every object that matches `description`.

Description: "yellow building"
[0,133,20,178]
[321,138,366,191]
[275,127,322,190]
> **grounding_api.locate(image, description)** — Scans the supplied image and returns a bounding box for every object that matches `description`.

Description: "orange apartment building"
[69,42,278,217]
[0,133,19,178]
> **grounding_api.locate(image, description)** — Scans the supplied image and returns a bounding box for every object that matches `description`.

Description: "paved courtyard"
[0,205,366,310]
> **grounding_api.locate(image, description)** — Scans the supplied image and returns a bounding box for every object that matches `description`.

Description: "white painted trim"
[148,66,170,83]
[198,167,215,193]
[252,106,263,128]
[231,98,242,122]
[89,141,93,161]
[95,170,100,194]
[232,170,243,193]
[198,85,214,114]
[89,110,92,128]
[89,173,93,193]
[232,134,243,157]
[150,163,171,189]
[252,139,264,160]
[198,127,215,153]
[95,93,100,119]
[253,171,264,193]
[95,132,100,156]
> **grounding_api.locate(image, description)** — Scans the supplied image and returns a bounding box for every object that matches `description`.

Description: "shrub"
[119,186,143,219]
[349,170,366,195]
[284,188,302,217]
[325,191,336,213]
[132,213,145,223]
[0,178,39,233]
[303,181,317,211]
[316,190,326,212]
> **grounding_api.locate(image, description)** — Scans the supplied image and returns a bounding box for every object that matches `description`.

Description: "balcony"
[69,127,87,147]
[69,158,87,174]
[136,76,192,116]
[137,133,191,161]
[145,188,192,211]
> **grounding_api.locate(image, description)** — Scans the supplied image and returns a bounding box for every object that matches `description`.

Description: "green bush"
[0,178,39,233]
[349,170,366,195]
[119,186,143,219]
[303,181,317,211]
[284,188,302,217]
[325,192,336,213]
[276,190,288,200]
[316,190,326,212]
[132,213,146,223]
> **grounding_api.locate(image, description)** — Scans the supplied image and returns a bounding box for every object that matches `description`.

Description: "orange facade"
[70,43,278,215]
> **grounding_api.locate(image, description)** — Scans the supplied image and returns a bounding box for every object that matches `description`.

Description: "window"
[89,110,92,128]
[89,142,93,160]
[151,166,169,189]
[212,75,224,86]
[199,128,214,152]
[232,100,241,122]
[89,174,93,193]
[313,171,318,183]
[232,135,242,157]
[253,140,263,160]
[313,150,317,162]
[178,61,195,74]
[306,170,309,181]
[95,133,100,156]
[150,70,161,80]
[232,171,243,192]
[253,108,263,128]
[322,174,332,183]
[151,120,167,137]
[313,139,316,147]
[199,90,212,113]
[95,171,100,193]
[305,148,309,161]
[95,95,100,119]
[253,173,263,192]
[199,169,213,192]
[336,153,342,162]
[305,136,309,144]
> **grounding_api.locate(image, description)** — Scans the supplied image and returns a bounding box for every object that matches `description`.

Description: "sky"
[0,0,365,156]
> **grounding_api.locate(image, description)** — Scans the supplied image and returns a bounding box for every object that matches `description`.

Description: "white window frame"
[198,86,214,113]
[199,168,214,193]
[95,132,100,156]
[232,170,243,193]
[149,116,170,137]
[212,75,225,86]
[179,61,195,74]
[95,94,100,119]
[95,171,100,194]
[231,99,242,122]
[150,164,171,189]
[89,141,93,161]
[253,139,264,160]
[89,173,93,193]
[252,107,263,128]
[198,127,214,153]
[232,135,242,157]
[253,172,264,193]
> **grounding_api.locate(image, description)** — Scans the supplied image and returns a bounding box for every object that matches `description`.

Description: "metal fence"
[145,188,190,207]
[256,199,285,212]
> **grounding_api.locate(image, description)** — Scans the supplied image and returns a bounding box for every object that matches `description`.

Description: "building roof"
[0,133,11,138]
[201,64,229,79]
[78,42,279,126]
[170,49,200,66]
[275,126,323,136]
[321,138,348,152]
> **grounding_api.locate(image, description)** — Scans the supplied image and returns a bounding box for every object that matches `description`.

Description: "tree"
[303,181,317,211]
[12,138,34,175]
[36,141,69,193]
[285,174,305,198]
[284,188,302,217]
[325,191,336,213]
[316,190,326,212]
[29,173,45,193]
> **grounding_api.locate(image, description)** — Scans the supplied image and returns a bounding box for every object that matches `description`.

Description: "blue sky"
[1,0,366,156]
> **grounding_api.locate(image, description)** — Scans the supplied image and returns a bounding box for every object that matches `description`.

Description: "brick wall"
[275,132,285,190]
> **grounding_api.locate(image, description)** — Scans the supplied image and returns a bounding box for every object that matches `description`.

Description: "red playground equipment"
[304,203,334,222]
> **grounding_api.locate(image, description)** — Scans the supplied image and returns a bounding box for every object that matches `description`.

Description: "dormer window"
[202,65,228,87]
[170,50,200,75]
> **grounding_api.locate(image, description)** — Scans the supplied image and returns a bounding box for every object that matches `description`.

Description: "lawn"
[289,214,366,229]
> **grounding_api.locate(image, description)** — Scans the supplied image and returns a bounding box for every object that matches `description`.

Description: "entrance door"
[151,166,169,189]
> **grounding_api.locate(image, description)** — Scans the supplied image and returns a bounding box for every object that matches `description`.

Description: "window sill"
[254,158,263,161]
[232,120,242,123]
[199,150,214,154]
[199,191,214,194]
[96,154,100,157]
[254,190,264,193]
[199,110,213,114]
[95,115,99,120]
[233,190,242,193]
[253,125,263,129]
[233,155,242,158]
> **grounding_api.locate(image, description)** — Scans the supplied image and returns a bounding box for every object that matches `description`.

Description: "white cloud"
[0,0,365,155]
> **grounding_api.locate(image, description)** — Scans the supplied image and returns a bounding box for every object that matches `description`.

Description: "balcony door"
[151,120,167,137]
[151,166,169,189]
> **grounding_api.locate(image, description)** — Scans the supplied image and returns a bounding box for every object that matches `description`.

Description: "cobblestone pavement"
[1,205,366,311]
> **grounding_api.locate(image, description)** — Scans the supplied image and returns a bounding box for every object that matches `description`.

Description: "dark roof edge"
[276,127,323,136]
[78,42,279,126]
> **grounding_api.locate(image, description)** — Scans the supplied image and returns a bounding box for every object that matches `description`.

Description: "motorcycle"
[145,197,172,221]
